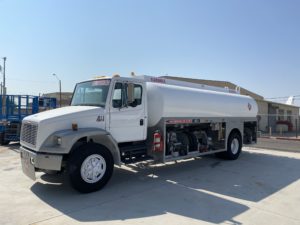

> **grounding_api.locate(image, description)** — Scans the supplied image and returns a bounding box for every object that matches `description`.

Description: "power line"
[265,95,300,100]
[6,78,57,84]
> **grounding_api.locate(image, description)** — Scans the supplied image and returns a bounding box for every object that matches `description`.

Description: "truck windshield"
[71,80,111,107]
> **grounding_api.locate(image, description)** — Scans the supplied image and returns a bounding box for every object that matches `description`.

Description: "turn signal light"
[72,123,78,131]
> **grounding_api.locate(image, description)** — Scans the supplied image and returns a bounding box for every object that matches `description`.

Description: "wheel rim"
[80,154,106,184]
[231,138,240,155]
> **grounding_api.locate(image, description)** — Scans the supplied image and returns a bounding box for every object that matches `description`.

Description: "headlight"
[55,137,62,145]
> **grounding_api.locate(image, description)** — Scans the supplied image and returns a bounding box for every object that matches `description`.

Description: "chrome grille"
[21,122,38,147]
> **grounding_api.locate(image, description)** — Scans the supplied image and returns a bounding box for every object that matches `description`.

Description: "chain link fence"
[257,114,300,139]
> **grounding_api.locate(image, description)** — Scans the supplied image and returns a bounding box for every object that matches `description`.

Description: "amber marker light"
[72,123,78,131]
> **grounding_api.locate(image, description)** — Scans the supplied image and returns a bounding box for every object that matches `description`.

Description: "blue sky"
[0,0,299,105]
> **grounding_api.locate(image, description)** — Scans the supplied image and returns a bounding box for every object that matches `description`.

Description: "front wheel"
[68,143,114,193]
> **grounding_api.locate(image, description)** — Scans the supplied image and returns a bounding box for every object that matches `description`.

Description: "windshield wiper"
[72,103,103,107]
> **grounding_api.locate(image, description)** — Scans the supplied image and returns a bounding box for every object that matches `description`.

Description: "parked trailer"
[0,95,56,144]
[20,75,257,193]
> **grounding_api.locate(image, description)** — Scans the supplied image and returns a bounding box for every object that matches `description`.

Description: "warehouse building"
[42,92,73,107]
[163,76,300,132]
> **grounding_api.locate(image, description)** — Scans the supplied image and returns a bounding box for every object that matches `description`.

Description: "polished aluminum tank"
[146,82,258,127]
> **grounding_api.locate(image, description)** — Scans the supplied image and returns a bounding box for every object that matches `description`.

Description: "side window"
[132,84,142,107]
[112,82,143,108]
[112,82,124,108]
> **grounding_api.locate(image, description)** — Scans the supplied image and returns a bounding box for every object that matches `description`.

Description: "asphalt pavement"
[1,144,300,225]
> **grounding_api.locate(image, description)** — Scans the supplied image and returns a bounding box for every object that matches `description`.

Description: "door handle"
[140,119,144,126]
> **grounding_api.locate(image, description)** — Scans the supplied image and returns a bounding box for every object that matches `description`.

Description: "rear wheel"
[68,143,114,193]
[243,128,253,144]
[216,131,242,160]
[184,132,198,151]
[176,132,189,156]
[226,131,242,160]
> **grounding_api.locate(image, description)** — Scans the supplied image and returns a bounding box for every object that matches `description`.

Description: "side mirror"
[127,83,135,104]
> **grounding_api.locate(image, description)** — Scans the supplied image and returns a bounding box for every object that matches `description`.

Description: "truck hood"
[21,106,107,151]
[23,106,103,124]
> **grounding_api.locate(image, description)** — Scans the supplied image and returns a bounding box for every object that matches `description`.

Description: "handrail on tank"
[135,75,241,94]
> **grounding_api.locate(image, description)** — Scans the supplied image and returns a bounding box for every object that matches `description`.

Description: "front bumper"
[20,146,63,180]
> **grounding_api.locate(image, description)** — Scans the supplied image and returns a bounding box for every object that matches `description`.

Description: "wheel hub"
[80,154,106,183]
[231,138,240,155]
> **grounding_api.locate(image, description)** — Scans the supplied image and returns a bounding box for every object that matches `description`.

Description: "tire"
[243,128,252,144]
[216,131,242,160]
[68,143,114,193]
[44,170,60,175]
[176,132,189,156]
[225,131,242,160]
[184,132,198,152]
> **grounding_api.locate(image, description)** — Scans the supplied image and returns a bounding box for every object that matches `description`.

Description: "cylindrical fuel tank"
[146,82,258,127]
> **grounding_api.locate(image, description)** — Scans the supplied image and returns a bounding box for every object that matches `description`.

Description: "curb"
[248,146,300,154]
[259,137,300,142]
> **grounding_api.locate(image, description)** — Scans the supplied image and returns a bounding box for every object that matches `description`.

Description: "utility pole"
[0,65,1,95]
[296,118,298,138]
[59,79,61,107]
[1,57,6,116]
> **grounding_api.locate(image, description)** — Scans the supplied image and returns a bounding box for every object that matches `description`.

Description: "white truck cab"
[20,75,258,193]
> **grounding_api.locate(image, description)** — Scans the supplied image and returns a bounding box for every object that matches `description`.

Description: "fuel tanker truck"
[20,75,258,193]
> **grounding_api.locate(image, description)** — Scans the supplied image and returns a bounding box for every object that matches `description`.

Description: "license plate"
[20,149,36,181]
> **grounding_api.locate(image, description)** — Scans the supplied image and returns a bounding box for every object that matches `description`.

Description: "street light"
[52,73,62,107]
[0,57,6,96]
[3,57,6,96]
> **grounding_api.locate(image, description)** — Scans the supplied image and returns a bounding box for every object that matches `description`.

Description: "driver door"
[108,81,146,143]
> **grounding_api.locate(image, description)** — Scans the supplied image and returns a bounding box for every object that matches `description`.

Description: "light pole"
[52,73,62,107]
[0,57,6,96]
[3,57,6,96]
